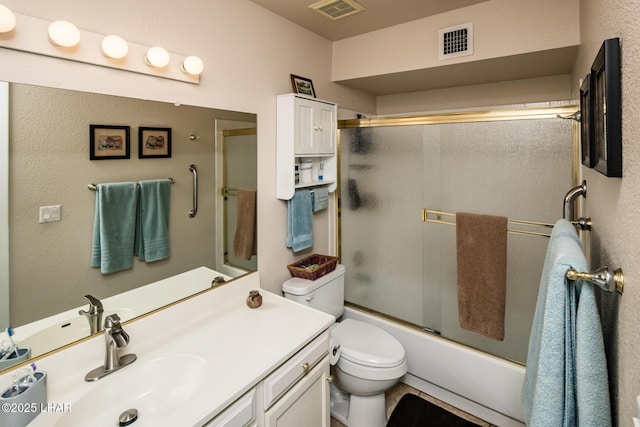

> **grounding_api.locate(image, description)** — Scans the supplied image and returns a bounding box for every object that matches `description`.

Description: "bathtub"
[342,306,526,427]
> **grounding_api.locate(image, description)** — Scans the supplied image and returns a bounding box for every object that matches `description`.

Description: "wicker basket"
[287,254,338,281]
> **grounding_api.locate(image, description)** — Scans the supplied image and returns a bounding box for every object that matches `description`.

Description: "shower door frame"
[335,103,580,361]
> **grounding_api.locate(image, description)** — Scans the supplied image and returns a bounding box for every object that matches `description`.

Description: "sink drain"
[119,408,138,426]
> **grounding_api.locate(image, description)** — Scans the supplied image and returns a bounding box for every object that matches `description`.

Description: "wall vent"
[308,0,365,21]
[439,23,474,60]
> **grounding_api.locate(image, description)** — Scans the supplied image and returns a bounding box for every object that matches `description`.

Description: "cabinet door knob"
[326,375,334,383]
[301,362,310,373]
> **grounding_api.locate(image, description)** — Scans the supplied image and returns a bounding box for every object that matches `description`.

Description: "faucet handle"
[104,313,121,328]
[81,294,104,314]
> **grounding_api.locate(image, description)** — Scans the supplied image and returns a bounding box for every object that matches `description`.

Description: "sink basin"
[19,309,135,357]
[54,354,208,427]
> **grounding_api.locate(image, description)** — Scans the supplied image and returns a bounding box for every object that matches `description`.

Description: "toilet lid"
[332,319,406,368]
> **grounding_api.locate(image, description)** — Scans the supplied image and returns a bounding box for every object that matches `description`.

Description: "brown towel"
[233,189,257,260]
[456,212,508,341]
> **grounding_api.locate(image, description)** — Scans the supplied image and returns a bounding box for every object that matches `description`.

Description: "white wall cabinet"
[277,94,337,200]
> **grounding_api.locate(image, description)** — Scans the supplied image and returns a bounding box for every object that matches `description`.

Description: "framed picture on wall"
[579,74,595,168]
[139,127,172,158]
[89,125,130,160]
[290,74,316,97]
[591,37,622,177]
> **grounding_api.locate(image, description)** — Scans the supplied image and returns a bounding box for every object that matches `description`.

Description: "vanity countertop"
[0,269,335,426]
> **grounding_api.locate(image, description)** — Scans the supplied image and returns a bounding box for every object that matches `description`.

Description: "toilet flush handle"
[305,294,315,302]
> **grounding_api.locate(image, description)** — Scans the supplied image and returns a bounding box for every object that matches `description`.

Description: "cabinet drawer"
[206,388,256,427]
[263,331,329,409]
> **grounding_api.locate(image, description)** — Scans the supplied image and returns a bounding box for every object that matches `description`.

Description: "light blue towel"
[90,182,138,274]
[575,277,611,426]
[522,219,611,427]
[312,187,329,212]
[286,189,313,252]
[134,179,171,262]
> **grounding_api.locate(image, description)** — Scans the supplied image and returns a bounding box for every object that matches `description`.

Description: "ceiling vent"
[439,23,474,60]
[308,0,365,21]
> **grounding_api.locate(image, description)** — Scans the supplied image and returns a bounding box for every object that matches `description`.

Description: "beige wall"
[0,0,376,301]
[572,0,640,424]
[332,0,579,82]
[376,75,574,115]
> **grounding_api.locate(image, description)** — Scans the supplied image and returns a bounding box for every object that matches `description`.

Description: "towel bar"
[88,178,175,191]
[422,209,553,238]
[566,266,624,295]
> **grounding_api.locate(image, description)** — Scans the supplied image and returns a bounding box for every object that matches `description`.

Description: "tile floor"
[330,382,497,427]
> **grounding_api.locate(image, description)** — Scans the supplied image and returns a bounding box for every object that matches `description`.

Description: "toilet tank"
[282,264,345,318]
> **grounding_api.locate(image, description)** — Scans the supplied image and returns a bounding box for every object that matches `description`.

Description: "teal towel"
[522,219,611,427]
[312,187,329,212]
[90,182,138,274]
[286,189,313,252]
[575,274,612,426]
[134,179,171,262]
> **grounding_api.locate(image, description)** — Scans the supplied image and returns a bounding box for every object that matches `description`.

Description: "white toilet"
[282,264,408,427]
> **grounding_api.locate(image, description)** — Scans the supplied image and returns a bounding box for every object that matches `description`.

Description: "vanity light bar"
[0,7,203,84]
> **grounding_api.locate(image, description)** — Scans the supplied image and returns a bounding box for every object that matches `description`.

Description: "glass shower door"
[340,125,426,326]
[339,111,574,363]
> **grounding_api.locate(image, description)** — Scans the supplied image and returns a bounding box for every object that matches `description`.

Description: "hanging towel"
[90,182,138,274]
[575,276,612,426]
[456,212,508,340]
[233,188,257,260]
[286,189,313,252]
[134,179,171,262]
[521,219,611,427]
[312,187,329,212]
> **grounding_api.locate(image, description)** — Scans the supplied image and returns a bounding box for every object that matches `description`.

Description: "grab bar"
[563,180,587,220]
[566,266,624,295]
[188,164,198,218]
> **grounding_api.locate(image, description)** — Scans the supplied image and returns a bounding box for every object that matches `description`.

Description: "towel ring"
[566,266,624,295]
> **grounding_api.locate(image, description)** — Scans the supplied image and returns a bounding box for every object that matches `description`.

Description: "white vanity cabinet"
[205,388,258,427]
[263,330,331,427]
[264,357,330,427]
[205,330,331,427]
[11,272,336,427]
[276,93,338,200]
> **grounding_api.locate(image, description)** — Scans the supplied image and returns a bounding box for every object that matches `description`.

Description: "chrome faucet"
[79,294,104,334]
[85,314,137,381]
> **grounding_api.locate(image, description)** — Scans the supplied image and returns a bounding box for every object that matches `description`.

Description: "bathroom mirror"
[0,81,257,371]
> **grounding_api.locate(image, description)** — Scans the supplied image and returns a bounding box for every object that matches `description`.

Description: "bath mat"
[386,393,482,427]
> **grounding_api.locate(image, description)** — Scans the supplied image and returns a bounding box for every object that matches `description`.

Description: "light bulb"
[181,56,204,76]
[0,4,16,33]
[101,35,128,59]
[144,46,170,68]
[48,20,80,48]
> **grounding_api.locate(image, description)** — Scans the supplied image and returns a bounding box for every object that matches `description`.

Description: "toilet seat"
[332,319,406,369]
